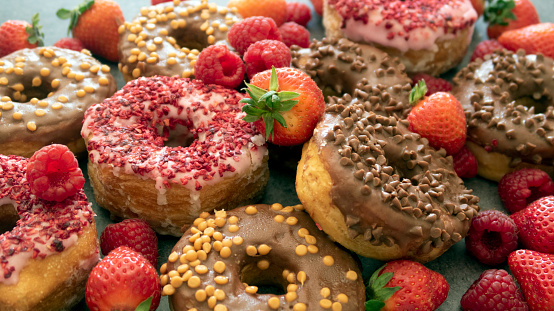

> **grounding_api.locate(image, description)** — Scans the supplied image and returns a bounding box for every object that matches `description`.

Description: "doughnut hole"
[515,95,549,114]
[170,28,216,53]
[159,122,195,148]
[240,261,287,295]
[0,204,19,234]
[2,76,56,103]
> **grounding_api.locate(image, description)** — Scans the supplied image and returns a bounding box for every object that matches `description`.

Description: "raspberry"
[227,0,287,26]
[243,40,291,80]
[279,22,310,48]
[460,269,529,311]
[26,144,85,202]
[498,168,554,214]
[194,44,245,89]
[411,73,452,96]
[100,219,159,267]
[228,16,282,55]
[53,37,85,52]
[470,39,505,62]
[465,210,519,265]
[310,0,323,15]
[286,2,312,26]
[453,145,478,178]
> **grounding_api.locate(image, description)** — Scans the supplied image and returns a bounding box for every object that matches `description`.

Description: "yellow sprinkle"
[62,67,70,76]
[101,65,110,73]
[12,112,22,120]
[12,83,24,92]
[285,292,297,302]
[76,90,86,98]
[308,245,319,254]
[320,299,333,309]
[90,65,100,73]
[346,270,358,281]
[38,101,49,108]
[75,73,85,81]
[245,286,258,294]
[99,77,109,86]
[5,67,14,74]
[2,102,13,110]
[14,68,23,75]
[154,37,163,44]
[321,287,331,298]
[337,294,348,303]
[187,276,201,288]
[58,96,68,103]
[293,303,307,311]
[257,260,270,270]
[35,109,46,117]
[27,121,37,131]
[286,217,298,226]
[84,86,95,93]
[67,72,76,79]
[274,215,285,223]
[0,77,7,85]
[50,79,59,89]
[268,297,280,309]
[40,68,50,76]
[128,34,137,42]
[323,256,334,266]
[167,57,177,65]
[128,55,138,63]
[52,103,62,110]
[32,77,42,87]
[182,70,191,78]
[14,62,25,68]
[147,57,158,64]
[295,245,307,256]
[30,98,39,104]
[80,62,91,70]
[162,284,175,296]
[118,24,126,34]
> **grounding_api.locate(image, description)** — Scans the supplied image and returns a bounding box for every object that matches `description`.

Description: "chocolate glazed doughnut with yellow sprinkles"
[0,47,116,157]
[160,204,365,311]
[117,0,241,81]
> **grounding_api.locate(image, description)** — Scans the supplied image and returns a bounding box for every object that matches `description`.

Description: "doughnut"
[117,0,241,82]
[452,49,554,181]
[0,154,99,310]
[160,204,366,310]
[322,0,478,75]
[0,47,117,158]
[296,89,481,263]
[81,76,269,236]
[291,38,413,118]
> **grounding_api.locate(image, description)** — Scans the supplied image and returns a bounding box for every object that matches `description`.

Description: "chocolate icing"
[0,47,116,152]
[161,204,365,310]
[291,37,412,115]
[308,89,480,259]
[118,0,240,80]
[452,50,554,167]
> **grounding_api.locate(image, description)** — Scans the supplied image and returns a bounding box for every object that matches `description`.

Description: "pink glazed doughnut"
[81,76,269,236]
[0,154,99,310]
[323,0,478,75]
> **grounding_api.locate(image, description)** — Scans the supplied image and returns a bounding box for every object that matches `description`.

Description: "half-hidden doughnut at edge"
[452,49,554,181]
[0,154,99,311]
[81,76,269,236]
[160,204,366,311]
[0,47,116,158]
[296,87,481,263]
[322,0,478,75]
[117,0,241,82]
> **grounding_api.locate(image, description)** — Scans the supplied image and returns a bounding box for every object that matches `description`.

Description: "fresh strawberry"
[485,0,539,39]
[0,13,44,57]
[511,196,554,254]
[470,39,505,62]
[227,0,287,26]
[470,0,485,16]
[498,22,554,59]
[410,73,452,96]
[53,37,85,52]
[100,219,159,268]
[310,0,323,16]
[461,269,528,311]
[57,0,124,62]
[86,246,161,311]
[241,67,325,146]
[26,144,85,202]
[365,260,449,311]
[508,249,554,311]
[407,80,467,155]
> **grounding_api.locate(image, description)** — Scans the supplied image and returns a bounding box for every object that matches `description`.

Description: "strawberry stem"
[56,0,95,36]
[409,80,428,105]
[135,297,152,311]
[365,264,401,311]
[25,13,44,46]
[484,0,517,26]
[240,66,300,140]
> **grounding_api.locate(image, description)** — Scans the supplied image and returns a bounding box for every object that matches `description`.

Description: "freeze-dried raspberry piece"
[243,39,291,79]
[228,16,282,55]
[194,44,245,89]
[26,144,85,202]
[498,168,554,213]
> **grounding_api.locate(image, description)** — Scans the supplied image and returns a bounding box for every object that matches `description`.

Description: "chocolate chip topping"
[452,49,554,166]
[291,37,412,114]
[312,87,480,259]
[161,204,365,311]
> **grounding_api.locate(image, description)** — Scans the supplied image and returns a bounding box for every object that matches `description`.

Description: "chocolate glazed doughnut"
[296,92,480,262]
[160,204,365,310]
[291,38,413,117]
[452,49,554,181]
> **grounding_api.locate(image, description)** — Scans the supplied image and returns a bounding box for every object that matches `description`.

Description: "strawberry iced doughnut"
[81,76,269,236]
[117,0,241,82]
[323,0,478,75]
[0,47,116,158]
[452,50,554,181]
[0,154,99,310]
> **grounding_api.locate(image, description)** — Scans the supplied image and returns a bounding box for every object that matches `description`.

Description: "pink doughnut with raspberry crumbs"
[0,154,99,310]
[323,0,478,75]
[82,76,269,236]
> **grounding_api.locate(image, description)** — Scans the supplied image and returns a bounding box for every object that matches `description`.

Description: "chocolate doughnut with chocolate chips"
[296,91,480,263]
[118,0,241,81]
[291,38,413,116]
[452,49,554,181]
[0,47,116,157]
[160,204,365,310]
